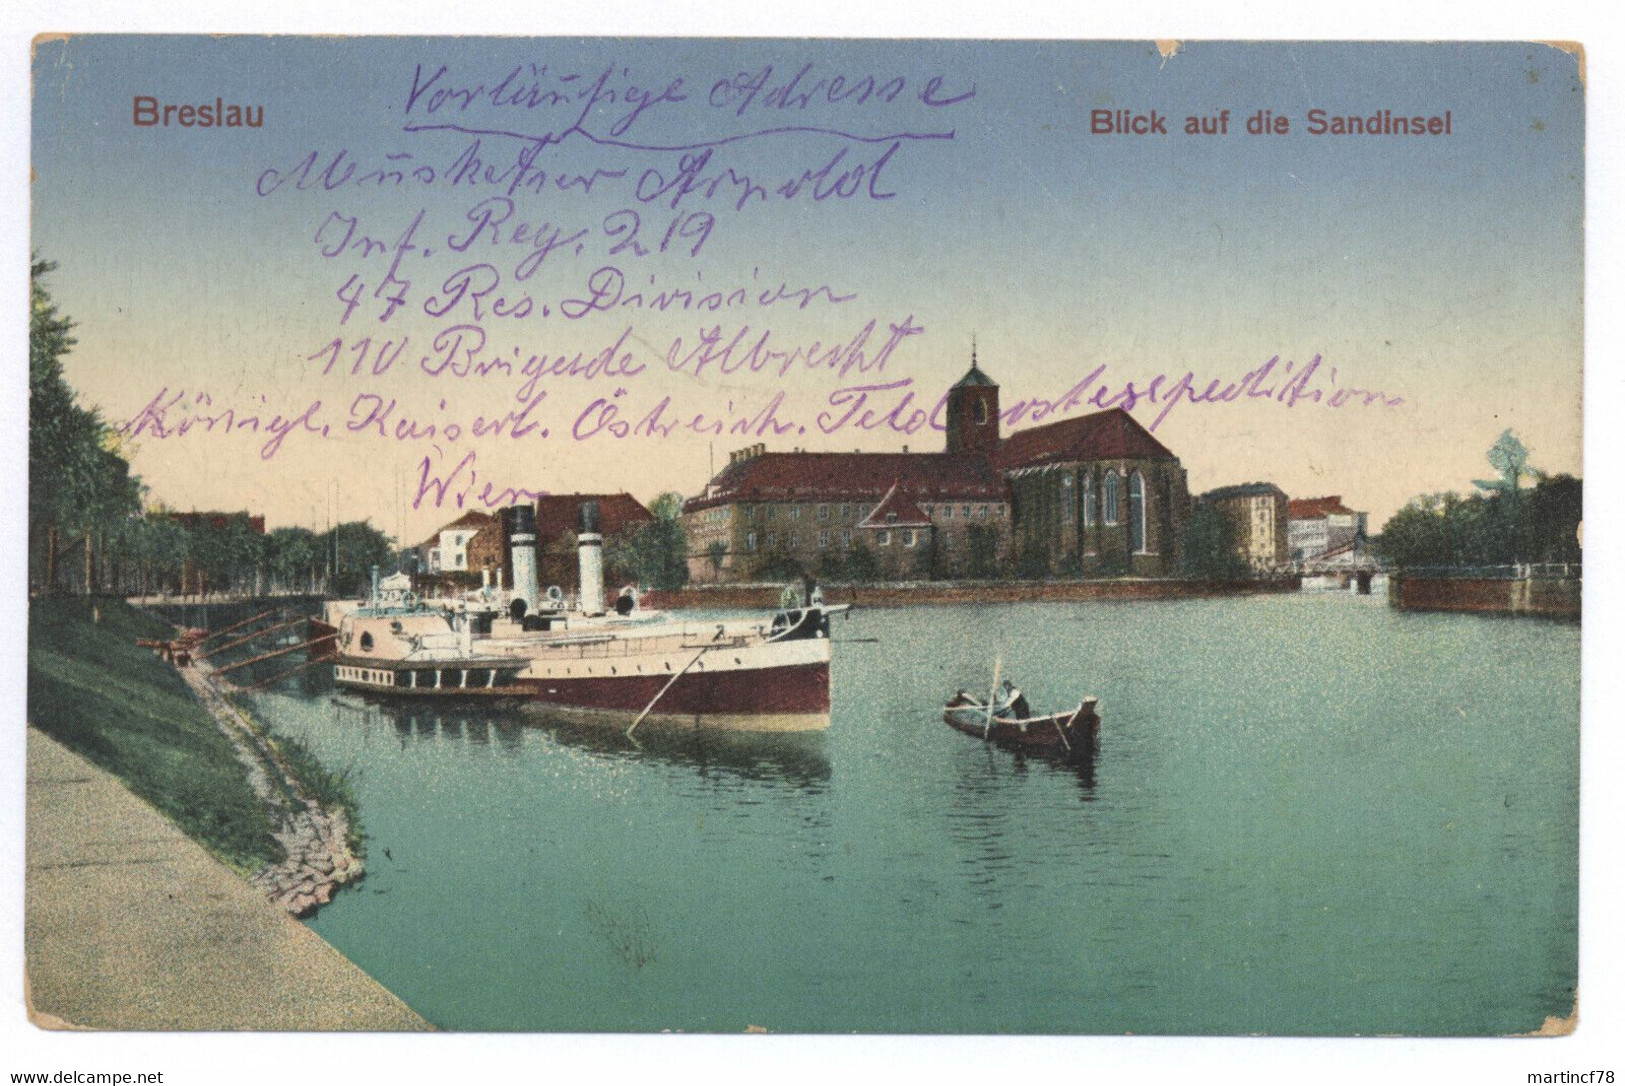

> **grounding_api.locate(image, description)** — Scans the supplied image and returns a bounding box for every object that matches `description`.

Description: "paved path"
[25,728,431,1031]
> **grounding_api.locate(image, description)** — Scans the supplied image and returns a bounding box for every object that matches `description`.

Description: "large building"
[1199,483,1290,571]
[682,355,1191,582]
[1287,495,1369,565]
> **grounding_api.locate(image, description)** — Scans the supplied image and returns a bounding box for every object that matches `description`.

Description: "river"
[242,592,1578,1034]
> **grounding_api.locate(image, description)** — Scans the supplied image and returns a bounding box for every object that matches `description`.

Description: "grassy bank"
[27,597,283,870]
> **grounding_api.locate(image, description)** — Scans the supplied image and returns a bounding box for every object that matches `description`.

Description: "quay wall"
[644,578,1301,611]
[1389,575,1581,618]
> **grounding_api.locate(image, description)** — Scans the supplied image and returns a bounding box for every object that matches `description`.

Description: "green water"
[246,594,1578,1034]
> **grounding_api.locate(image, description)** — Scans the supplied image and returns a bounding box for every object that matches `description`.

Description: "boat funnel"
[578,501,606,616]
[502,505,540,614]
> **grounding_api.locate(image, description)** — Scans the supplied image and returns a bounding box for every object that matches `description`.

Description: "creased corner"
[1155,40,1182,64]
[24,971,91,1032]
[31,32,71,56]
[1518,999,1578,1037]
[1537,41,1586,89]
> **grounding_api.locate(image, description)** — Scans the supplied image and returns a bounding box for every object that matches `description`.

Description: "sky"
[30,37,1584,541]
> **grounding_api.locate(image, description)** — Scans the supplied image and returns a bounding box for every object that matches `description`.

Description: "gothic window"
[1129,471,1147,552]
[972,397,988,425]
[1083,473,1096,527]
[1104,470,1121,526]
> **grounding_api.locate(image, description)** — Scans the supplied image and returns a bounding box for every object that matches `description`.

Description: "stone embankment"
[1388,574,1581,618]
[645,577,1302,611]
[176,655,364,916]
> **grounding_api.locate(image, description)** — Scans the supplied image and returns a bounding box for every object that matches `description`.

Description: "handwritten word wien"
[1092,107,1453,137]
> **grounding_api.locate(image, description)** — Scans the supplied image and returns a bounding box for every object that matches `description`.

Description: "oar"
[984,655,1002,739]
[626,646,709,740]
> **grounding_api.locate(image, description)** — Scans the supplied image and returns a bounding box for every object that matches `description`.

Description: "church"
[681,353,1192,582]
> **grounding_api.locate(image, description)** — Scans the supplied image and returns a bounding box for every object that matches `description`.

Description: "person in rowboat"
[994,679,1031,720]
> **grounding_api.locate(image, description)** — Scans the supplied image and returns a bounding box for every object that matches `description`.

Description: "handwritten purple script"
[120,351,1403,510]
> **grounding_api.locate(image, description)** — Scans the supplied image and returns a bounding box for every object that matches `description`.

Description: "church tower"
[944,341,1001,455]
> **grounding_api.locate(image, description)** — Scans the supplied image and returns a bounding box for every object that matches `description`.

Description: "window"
[455,553,464,568]
[878,530,891,547]
[962,505,971,518]
[766,506,777,520]
[359,632,374,652]
[904,530,917,548]
[1083,474,1096,527]
[972,397,988,425]
[976,506,987,519]
[766,532,777,547]
[942,505,953,519]
[841,530,852,547]
[791,505,802,520]
[841,504,852,518]
[1104,470,1120,526]
[1129,471,1147,552]
[789,531,799,547]
[746,505,757,521]
[1061,474,1074,523]
[886,512,898,525]
[818,505,829,520]
[747,532,757,551]
[818,530,830,548]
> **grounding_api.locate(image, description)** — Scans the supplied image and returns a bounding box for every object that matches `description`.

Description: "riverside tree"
[30,257,143,593]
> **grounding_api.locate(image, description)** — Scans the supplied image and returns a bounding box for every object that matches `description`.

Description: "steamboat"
[317,503,844,732]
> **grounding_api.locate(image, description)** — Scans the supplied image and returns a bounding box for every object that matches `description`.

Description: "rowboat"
[942,690,1100,760]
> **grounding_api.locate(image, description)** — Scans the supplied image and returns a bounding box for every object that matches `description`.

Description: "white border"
[3,4,1617,1085]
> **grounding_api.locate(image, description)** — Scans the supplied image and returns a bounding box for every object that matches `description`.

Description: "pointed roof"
[534,493,654,540]
[953,358,998,388]
[857,481,934,529]
[996,407,1176,470]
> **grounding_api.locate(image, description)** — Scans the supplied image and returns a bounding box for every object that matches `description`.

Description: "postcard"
[23,34,1584,1044]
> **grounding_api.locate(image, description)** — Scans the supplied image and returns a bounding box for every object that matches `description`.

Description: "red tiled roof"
[535,493,654,541]
[684,452,1006,513]
[1288,496,1355,519]
[858,482,933,528]
[996,408,1175,471]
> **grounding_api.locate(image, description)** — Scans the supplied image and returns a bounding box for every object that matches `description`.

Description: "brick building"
[534,493,655,592]
[1287,495,1369,564]
[682,354,1191,582]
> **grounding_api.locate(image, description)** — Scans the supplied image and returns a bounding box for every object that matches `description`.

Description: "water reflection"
[325,694,831,789]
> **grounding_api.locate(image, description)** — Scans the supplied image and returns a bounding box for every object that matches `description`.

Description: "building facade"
[1287,495,1369,564]
[1199,483,1290,571]
[682,444,1012,583]
[683,355,1190,582]
[1000,409,1191,577]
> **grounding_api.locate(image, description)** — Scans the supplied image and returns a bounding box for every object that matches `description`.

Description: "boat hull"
[331,624,834,731]
[942,694,1100,759]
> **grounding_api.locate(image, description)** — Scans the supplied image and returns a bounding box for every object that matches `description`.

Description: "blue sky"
[31,37,1583,536]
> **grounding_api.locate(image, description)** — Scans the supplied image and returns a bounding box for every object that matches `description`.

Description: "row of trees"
[30,258,144,594]
[30,257,399,599]
[1379,431,1582,570]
